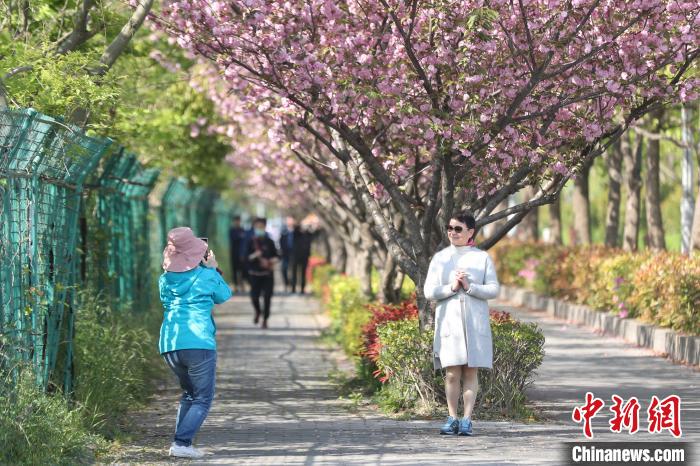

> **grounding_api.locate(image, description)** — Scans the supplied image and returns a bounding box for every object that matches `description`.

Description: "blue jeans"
[162,349,217,447]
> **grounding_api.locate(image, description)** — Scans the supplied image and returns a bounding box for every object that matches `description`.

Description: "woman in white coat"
[423,211,500,436]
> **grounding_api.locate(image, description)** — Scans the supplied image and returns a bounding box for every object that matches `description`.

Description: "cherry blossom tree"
[157,0,700,324]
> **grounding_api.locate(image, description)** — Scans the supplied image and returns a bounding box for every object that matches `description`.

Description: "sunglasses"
[446,225,465,233]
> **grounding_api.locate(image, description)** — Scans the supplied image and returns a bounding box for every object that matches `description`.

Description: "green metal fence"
[1,108,237,393]
[84,147,160,313]
[0,107,240,393]
[0,108,111,391]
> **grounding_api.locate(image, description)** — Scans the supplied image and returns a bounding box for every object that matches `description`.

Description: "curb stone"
[499,285,699,367]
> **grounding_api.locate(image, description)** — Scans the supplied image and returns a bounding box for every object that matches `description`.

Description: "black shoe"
[261,320,268,329]
[254,312,260,324]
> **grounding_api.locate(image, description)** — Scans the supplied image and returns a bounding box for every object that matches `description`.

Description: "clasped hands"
[451,271,471,292]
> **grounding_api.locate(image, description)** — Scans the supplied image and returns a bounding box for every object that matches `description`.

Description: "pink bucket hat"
[162,227,208,272]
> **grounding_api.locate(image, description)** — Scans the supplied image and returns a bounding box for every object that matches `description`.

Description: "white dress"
[423,245,500,369]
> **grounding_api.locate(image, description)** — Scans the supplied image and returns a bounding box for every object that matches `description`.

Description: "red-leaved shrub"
[359,297,418,381]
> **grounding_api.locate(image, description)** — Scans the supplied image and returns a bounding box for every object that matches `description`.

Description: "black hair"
[232,215,241,221]
[253,217,267,226]
[450,210,477,240]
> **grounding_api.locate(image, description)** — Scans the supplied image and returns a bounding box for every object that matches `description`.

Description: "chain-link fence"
[1,108,236,393]
[0,108,112,391]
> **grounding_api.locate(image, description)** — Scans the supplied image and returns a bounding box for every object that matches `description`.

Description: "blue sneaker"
[458,417,473,436]
[440,416,459,435]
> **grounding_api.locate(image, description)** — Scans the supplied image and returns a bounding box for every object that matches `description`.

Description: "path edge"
[499,285,699,367]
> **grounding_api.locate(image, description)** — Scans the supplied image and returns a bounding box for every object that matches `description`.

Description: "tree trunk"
[548,197,562,244]
[377,253,399,304]
[681,104,695,254]
[623,133,644,251]
[644,109,666,250]
[392,269,406,301]
[517,186,539,241]
[359,247,373,297]
[329,234,347,272]
[572,158,593,245]
[691,192,700,254]
[604,139,623,248]
[96,0,155,75]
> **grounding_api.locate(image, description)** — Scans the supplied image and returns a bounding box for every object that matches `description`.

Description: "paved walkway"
[111,292,699,465]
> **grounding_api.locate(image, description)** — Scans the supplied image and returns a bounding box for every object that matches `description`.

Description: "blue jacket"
[158,266,232,354]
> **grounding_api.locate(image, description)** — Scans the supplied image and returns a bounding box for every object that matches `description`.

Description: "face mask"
[254,228,266,237]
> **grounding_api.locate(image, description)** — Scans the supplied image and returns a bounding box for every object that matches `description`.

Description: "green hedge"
[491,241,700,335]
[325,274,371,357]
[374,311,544,417]
[313,269,546,419]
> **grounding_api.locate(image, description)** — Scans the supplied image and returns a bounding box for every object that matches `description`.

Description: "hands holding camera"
[202,249,224,275]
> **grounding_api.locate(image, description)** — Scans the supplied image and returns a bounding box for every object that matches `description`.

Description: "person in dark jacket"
[244,217,279,328]
[279,216,297,293]
[290,224,313,294]
[228,216,246,292]
[159,227,232,458]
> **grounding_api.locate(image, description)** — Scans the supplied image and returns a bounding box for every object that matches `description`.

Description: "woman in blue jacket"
[159,227,232,459]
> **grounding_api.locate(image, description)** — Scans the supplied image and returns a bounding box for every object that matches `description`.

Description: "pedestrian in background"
[290,223,312,295]
[228,215,246,293]
[244,217,279,328]
[159,227,232,458]
[279,216,297,294]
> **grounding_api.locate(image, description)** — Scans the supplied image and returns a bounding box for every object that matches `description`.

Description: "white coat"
[424,245,500,370]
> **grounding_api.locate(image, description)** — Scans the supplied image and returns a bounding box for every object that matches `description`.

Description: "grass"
[0,289,167,464]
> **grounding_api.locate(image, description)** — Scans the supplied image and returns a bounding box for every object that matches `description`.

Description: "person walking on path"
[244,217,279,328]
[280,216,297,293]
[290,223,313,294]
[158,227,232,458]
[424,211,500,437]
[228,215,246,293]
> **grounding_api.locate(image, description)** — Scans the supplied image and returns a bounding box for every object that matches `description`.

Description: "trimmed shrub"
[490,241,559,295]
[478,311,545,416]
[627,253,700,333]
[492,240,700,335]
[311,263,337,301]
[325,274,370,356]
[360,297,419,382]
[374,309,545,418]
[374,317,440,414]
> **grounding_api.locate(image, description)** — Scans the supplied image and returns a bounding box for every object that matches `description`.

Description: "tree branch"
[94,0,154,76]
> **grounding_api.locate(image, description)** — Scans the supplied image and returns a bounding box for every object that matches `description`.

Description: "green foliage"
[71,291,165,437]
[374,312,545,418]
[325,275,370,356]
[110,57,234,189]
[478,314,545,417]
[1,2,236,188]
[374,318,440,414]
[0,39,121,129]
[311,263,338,298]
[628,253,700,333]
[587,251,649,317]
[0,286,164,464]
[0,368,103,465]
